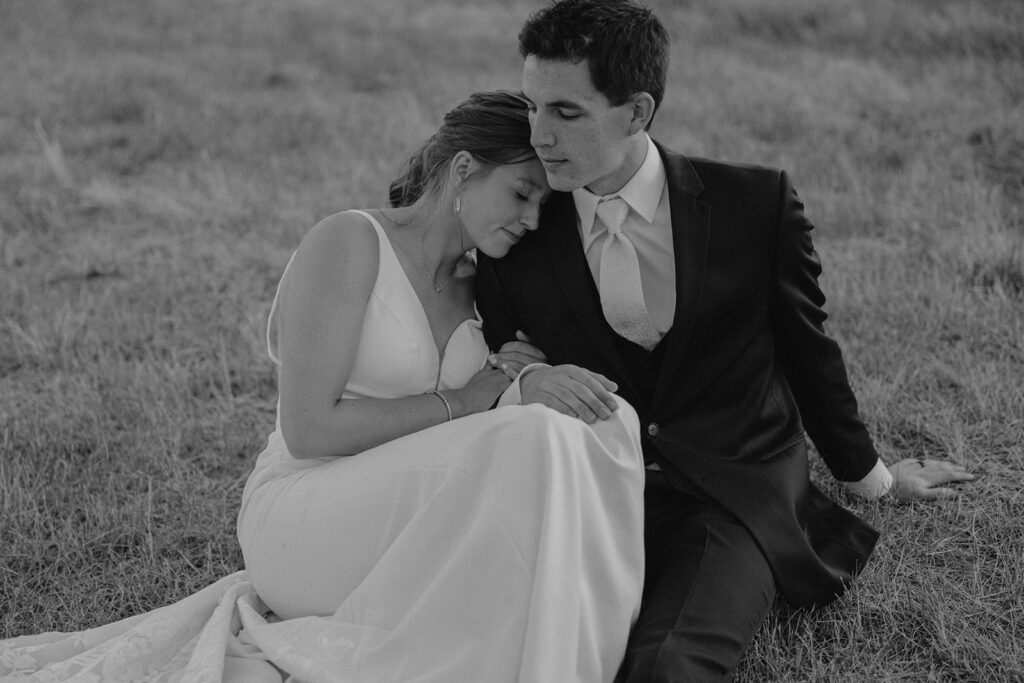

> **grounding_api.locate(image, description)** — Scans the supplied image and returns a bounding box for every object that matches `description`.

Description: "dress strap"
[348,209,385,234]
[349,210,396,266]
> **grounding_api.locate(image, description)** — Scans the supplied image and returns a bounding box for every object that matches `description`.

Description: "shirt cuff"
[495,363,550,407]
[843,458,893,499]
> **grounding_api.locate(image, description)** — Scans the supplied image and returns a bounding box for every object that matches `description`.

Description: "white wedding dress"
[0,210,646,682]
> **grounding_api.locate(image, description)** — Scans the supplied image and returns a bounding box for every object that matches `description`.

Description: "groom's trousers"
[615,468,777,683]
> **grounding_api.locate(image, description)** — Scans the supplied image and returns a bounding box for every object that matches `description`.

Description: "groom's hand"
[888,458,976,501]
[519,365,619,423]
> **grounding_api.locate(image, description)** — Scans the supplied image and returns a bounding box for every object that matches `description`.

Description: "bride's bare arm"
[275,212,506,459]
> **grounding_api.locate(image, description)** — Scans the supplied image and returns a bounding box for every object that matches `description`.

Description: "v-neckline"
[362,211,477,368]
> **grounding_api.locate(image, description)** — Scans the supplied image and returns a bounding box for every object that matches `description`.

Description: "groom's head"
[518,0,669,195]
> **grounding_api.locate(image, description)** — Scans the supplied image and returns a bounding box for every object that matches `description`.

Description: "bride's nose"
[516,211,540,231]
[520,207,540,231]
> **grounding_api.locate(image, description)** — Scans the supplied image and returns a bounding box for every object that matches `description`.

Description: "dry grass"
[1,0,1022,680]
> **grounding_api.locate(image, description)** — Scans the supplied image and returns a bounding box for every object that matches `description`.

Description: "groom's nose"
[529,113,554,149]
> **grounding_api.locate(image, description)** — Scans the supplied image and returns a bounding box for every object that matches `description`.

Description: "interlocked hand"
[488,330,547,379]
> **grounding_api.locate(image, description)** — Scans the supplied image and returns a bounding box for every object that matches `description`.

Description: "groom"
[477,0,974,680]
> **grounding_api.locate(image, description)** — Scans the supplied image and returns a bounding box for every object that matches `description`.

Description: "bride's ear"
[450,151,480,186]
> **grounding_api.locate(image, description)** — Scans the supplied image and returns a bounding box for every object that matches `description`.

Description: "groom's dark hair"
[519,0,669,118]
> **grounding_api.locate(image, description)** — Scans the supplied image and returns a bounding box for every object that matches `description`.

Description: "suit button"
[647,422,660,438]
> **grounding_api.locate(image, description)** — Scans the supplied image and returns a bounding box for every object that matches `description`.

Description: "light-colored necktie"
[596,197,661,350]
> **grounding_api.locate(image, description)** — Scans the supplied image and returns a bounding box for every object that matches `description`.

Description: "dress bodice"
[246,210,489,483]
[267,210,487,397]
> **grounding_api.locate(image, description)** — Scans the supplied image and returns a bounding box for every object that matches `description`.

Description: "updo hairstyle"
[388,91,535,208]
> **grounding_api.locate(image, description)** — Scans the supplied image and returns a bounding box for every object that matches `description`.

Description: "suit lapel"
[536,144,710,405]
[652,145,711,408]
[540,193,638,393]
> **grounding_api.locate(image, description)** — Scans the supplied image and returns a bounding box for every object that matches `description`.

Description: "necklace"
[400,243,449,294]
[427,269,447,295]
[378,208,460,295]
[387,227,450,295]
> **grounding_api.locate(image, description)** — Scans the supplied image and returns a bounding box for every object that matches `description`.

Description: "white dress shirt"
[503,134,892,498]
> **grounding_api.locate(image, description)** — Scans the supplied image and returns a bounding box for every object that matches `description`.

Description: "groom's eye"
[557,109,581,120]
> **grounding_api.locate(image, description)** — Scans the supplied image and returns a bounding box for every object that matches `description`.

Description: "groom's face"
[522,56,636,197]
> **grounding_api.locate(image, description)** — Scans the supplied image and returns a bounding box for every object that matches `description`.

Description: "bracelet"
[430,390,453,422]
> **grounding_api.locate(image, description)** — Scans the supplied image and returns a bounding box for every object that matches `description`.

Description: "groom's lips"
[540,157,567,168]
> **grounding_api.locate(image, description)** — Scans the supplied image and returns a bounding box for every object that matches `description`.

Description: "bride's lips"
[500,228,524,243]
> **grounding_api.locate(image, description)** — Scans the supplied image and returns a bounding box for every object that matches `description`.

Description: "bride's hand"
[450,365,514,415]
[489,330,547,379]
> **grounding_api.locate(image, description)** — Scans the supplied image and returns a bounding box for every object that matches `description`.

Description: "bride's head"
[388,91,549,258]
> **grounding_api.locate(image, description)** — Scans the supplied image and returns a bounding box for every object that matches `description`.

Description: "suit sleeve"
[475,255,521,352]
[771,170,881,482]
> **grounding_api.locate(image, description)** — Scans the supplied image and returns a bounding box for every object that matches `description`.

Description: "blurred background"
[1,0,1022,679]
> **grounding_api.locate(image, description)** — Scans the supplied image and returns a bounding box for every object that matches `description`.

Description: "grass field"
[1,0,1022,679]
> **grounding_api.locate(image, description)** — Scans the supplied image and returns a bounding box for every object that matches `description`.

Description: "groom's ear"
[626,93,656,135]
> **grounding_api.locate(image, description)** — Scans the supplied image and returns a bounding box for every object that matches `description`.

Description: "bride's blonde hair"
[388,91,535,208]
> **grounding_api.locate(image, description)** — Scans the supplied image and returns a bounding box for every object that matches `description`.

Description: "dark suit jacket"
[475,141,880,607]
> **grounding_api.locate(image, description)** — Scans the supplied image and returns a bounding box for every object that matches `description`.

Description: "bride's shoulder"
[289,210,382,291]
[304,209,379,248]
[297,209,380,257]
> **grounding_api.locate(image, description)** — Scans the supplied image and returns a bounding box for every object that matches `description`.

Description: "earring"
[454,190,467,255]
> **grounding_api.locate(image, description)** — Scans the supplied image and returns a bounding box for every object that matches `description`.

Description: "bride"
[1,91,647,682]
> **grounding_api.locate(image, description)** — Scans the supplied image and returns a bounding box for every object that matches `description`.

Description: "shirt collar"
[573,135,666,235]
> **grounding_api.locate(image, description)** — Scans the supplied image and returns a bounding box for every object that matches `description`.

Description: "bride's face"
[458,158,550,258]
